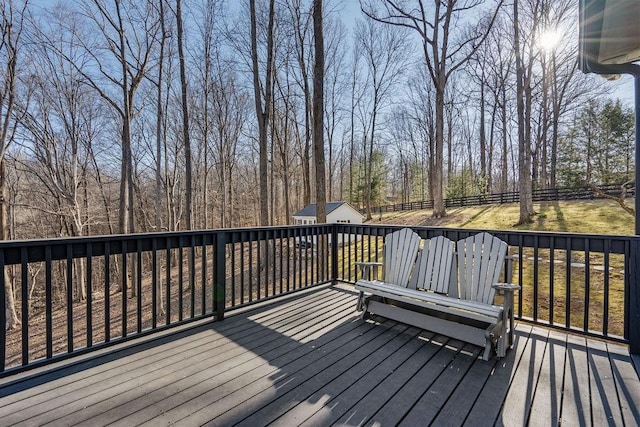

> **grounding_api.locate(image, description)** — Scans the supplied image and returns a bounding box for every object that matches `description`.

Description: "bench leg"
[483,329,493,361]
[496,330,506,358]
[356,291,365,311]
[508,305,515,349]
[499,289,517,352]
[357,292,371,320]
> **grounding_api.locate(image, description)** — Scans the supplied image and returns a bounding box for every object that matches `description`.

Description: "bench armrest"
[492,283,521,291]
[355,261,383,267]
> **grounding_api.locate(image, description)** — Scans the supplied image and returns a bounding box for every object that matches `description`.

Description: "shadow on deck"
[0,285,639,426]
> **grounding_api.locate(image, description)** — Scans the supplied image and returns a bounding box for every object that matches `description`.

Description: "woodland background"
[0,0,635,243]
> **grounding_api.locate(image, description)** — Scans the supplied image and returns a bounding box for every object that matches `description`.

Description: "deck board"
[463,323,533,427]
[587,338,624,426]
[561,334,592,426]
[528,330,567,427]
[0,285,638,427]
[497,326,550,426]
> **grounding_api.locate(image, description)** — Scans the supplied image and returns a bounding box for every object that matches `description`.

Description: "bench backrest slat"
[456,232,508,305]
[408,235,455,292]
[383,228,421,286]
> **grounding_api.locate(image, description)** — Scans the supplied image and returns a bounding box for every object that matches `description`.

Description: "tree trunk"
[501,88,508,193]
[433,83,446,218]
[155,0,167,313]
[313,0,326,224]
[176,0,192,231]
[249,0,275,227]
[0,163,19,329]
[514,0,535,224]
[479,79,487,193]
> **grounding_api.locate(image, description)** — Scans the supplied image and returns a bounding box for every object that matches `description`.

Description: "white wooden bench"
[355,230,520,360]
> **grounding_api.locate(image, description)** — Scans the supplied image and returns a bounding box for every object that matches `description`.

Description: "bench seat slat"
[356,280,502,324]
[356,280,503,316]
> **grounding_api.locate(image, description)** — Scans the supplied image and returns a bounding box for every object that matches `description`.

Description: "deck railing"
[1,224,639,376]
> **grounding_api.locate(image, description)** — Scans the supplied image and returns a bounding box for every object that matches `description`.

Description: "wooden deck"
[0,285,639,426]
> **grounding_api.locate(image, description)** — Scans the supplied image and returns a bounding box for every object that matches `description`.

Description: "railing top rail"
[0,224,335,265]
[334,223,639,254]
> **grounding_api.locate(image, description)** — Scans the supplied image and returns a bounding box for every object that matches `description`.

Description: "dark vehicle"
[295,239,313,249]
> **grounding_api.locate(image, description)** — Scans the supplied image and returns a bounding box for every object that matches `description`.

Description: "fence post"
[214,232,227,321]
[629,239,640,354]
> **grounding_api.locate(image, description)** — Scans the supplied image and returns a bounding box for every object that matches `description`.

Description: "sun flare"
[538,28,560,52]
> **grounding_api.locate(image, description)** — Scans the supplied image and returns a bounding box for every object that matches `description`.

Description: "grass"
[369,198,636,235]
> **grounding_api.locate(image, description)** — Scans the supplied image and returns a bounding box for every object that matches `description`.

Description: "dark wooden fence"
[369,183,636,214]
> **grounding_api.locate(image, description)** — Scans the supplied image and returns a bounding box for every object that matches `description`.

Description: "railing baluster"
[549,238,555,326]
[0,250,5,372]
[584,239,591,332]
[122,246,127,338]
[231,239,236,307]
[45,246,53,359]
[152,238,157,329]
[566,238,572,329]
[214,232,226,319]
[297,228,301,290]
[624,239,631,342]
[86,244,93,348]
[240,234,245,304]
[628,239,640,353]
[249,233,253,302]
[104,243,110,342]
[271,230,277,289]
[347,227,352,281]
[178,236,184,322]
[257,233,262,299]
[286,229,290,292]
[275,231,279,294]
[136,240,142,333]
[533,236,539,322]
[603,239,610,336]
[67,244,73,352]
[517,236,523,319]
[166,236,172,326]
[21,248,28,366]
[201,238,207,315]
[189,236,195,319]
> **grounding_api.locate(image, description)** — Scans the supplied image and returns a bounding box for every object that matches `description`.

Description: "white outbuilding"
[292,201,364,225]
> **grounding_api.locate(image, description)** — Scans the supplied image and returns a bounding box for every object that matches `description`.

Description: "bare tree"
[154,0,168,232]
[249,0,275,226]
[0,0,28,329]
[323,17,348,202]
[354,18,410,220]
[18,9,109,299]
[362,0,503,218]
[513,0,538,224]
[312,0,326,223]
[175,0,192,230]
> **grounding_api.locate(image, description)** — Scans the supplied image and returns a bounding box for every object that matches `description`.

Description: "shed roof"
[293,201,359,217]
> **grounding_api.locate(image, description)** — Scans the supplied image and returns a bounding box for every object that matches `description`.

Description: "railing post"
[214,232,226,321]
[0,250,5,372]
[331,224,339,284]
[629,238,640,354]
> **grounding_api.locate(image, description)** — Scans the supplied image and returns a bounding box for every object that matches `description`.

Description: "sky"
[34,0,637,109]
